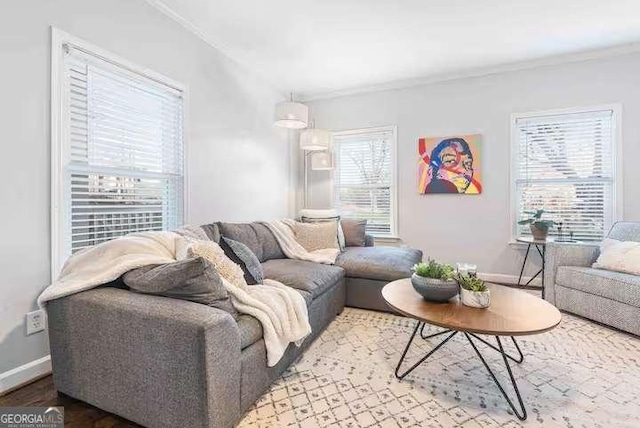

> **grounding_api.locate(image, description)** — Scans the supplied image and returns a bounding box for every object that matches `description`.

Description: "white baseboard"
[478,272,542,287]
[0,355,52,395]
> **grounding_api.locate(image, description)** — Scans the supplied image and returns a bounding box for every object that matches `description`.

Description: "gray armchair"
[545,221,640,336]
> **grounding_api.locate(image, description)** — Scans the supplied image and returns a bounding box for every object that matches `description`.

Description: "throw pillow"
[293,221,340,252]
[172,224,210,241]
[593,238,640,275]
[200,223,221,243]
[188,239,248,288]
[341,219,368,247]
[300,208,346,250]
[219,237,264,285]
[122,257,238,318]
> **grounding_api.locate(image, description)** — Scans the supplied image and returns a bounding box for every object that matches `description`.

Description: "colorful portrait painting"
[417,134,482,194]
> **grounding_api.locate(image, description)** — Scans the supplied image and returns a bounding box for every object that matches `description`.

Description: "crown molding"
[143,0,640,104]
[300,42,640,102]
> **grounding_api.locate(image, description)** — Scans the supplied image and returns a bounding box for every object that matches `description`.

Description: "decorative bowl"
[411,273,459,302]
[460,288,491,308]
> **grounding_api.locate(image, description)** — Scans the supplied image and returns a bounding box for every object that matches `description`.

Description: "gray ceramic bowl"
[411,273,459,303]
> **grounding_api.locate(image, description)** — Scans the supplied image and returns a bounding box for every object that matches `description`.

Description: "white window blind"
[513,108,617,242]
[55,41,184,269]
[333,127,397,236]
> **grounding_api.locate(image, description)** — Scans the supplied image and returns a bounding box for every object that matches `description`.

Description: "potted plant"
[411,259,459,302]
[517,209,556,240]
[457,274,490,308]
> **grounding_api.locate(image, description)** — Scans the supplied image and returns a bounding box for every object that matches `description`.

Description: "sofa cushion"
[262,259,344,298]
[336,246,423,281]
[218,222,285,262]
[122,257,238,318]
[200,223,221,242]
[556,266,640,307]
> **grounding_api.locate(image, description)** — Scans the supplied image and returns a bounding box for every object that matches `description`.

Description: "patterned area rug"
[238,308,640,427]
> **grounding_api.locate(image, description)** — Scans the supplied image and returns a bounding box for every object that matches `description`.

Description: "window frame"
[330,125,398,238]
[50,28,189,277]
[509,104,623,243]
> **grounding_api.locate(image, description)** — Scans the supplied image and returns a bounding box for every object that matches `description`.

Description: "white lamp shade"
[311,151,334,170]
[274,101,308,129]
[300,128,330,151]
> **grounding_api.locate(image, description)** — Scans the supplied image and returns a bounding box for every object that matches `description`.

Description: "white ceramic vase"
[460,288,490,309]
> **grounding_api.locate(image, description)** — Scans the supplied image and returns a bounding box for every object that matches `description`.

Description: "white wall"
[0,0,291,378]
[307,52,640,279]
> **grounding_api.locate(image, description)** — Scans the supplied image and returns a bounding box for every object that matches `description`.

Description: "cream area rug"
[238,307,640,428]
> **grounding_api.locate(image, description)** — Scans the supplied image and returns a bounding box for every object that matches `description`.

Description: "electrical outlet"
[26,310,46,335]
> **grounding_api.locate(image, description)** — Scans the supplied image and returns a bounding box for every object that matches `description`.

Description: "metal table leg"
[541,244,546,299]
[394,322,529,420]
[395,321,457,380]
[517,243,531,286]
[518,243,546,297]
[420,322,453,340]
[467,333,524,363]
[465,333,527,420]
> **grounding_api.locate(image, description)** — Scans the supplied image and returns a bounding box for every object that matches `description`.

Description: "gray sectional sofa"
[545,221,640,336]
[47,222,422,428]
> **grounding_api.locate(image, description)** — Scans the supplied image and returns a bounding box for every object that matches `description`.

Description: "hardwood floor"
[0,375,140,427]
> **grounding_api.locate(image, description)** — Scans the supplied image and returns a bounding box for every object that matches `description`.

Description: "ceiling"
[149,0,640,99]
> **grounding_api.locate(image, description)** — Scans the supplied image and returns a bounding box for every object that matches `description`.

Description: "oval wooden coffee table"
[382,279,562,420]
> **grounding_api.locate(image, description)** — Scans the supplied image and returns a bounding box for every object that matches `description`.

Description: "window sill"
[508,240,599,247]
[372,236,402,242]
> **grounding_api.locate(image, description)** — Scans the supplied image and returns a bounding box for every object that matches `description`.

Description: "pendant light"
[311,151,334,170]
[300,127,330,151]
[274,93,308,129]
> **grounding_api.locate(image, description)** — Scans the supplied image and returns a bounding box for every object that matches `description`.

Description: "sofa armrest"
[364,234,375,247]
[47,287,241,428]
[544,242,600,305]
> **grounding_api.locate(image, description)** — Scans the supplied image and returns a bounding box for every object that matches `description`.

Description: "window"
[332,126,397,237]
[512,106,620,242]
[52,30,185,274]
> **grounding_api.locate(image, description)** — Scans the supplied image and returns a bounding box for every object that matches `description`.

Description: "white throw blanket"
[263,219,340,264]
[37,230,312,366]
[38,231,187,306]
[228,278,310,366]
[187,239,311,366]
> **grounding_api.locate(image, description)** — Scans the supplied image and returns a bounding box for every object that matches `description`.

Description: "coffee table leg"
[420,322,454,340]
[467,334,524,364]
[395,321,457,380]
[465,333,527,420]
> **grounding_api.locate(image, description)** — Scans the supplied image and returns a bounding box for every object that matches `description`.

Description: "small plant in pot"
[457,274,490,308]
[411,259,459,302]
[518,209,556,240]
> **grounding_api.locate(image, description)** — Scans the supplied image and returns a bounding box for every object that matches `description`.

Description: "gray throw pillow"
[341,219,368,247]
[219,237,264,285]
[122,257,238,318]
[200,223,221,243]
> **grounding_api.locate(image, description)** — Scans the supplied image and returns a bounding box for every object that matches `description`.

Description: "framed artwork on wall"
[417,134,482,195]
